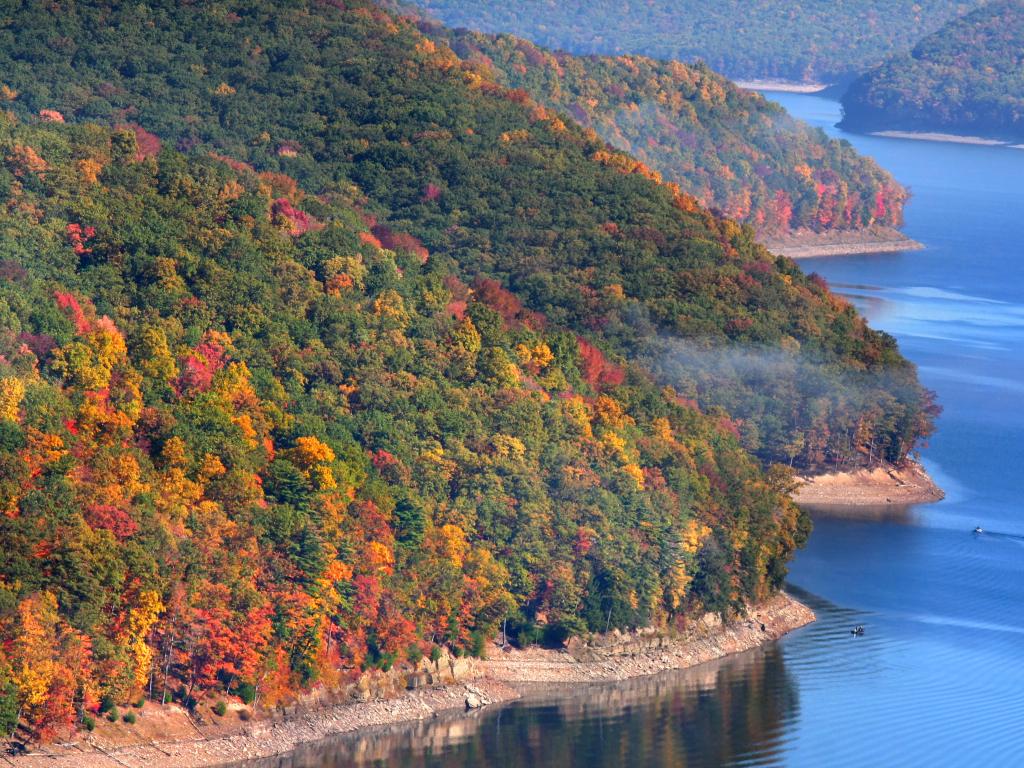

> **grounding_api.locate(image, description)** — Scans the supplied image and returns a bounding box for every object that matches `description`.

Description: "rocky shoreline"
[734,80,829,93]
[792,461,944,507]
[762,226,924,259]
[871,130,1009,147]
[9,594,814,768]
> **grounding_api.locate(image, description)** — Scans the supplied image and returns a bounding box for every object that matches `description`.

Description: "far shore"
[792,461,944,508]
[762,226,924,259]
[10,594,814,768]
[734,80,830,94]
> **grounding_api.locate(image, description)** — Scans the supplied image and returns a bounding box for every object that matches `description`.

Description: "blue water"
[245,94,1024,767]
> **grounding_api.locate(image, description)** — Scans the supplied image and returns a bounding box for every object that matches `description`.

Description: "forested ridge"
[0,0,936,742]
[405,0,984,83]
[0,0,938,472]
[0,114,805,744]
[428,24,909,235]
[841,0,1024,140]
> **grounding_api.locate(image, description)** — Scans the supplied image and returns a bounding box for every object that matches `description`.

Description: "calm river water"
[245,94,1024,767]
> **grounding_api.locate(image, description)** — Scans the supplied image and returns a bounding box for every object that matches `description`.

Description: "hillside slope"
[841,0,1024,140]
[432,26,909,235]
[405,0,984,83]
[0,118,807,740]
[0,0,938,471]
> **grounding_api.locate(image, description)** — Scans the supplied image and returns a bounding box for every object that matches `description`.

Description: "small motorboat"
[850,625,865,636]
[974,526,984,534]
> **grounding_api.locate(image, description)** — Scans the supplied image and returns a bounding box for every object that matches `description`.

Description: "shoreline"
[734,80,829,94]
[792,461,944,508]
[870,130,1016,147]
[762,226,924,259]
[10,594,814,768]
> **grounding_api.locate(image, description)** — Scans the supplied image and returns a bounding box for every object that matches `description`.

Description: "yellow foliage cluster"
[490,433,526,461]
[366,540,395,574]
[125,590,163,689]
[437,524,469,569]
[682,519,712,555]
[593,395,631,430]
[288,436,336,468]
[0,376,25,421]
[621,462,645,489]
[76,157,104,185]
[500,129,530,144]
[515,341,553,370]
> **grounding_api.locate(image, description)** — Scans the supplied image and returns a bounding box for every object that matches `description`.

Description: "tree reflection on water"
[236,643,799,768]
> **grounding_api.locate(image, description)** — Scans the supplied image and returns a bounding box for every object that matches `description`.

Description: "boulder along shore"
[9,593,814,768]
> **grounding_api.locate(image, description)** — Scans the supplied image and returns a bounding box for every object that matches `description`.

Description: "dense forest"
[0,0,937,741]
[0,0,938,472]
[0,114,806,744]
[841,0,1024,140]
[404,0,984,83]
[429,25,909,234]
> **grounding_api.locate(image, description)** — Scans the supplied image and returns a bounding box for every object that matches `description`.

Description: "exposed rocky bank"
[793,461,944,507]
[9,594,813,768]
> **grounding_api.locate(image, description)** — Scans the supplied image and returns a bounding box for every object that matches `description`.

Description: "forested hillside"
[841,0,1024,140]
[432,26,908,234]
[405,0,983,83]
[0,0,937,742]
[0,118,807,740]
[0,0,937,472]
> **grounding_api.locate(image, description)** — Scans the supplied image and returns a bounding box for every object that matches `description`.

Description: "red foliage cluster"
[38,109,64,123]
[576,337,625,391]
[371,225,429,263]
[473,277,545,329]
[209,152,256,174]
[504,88,531,105]
[175,333,227,395]
[873,189,888,220]
[271,197,319,236]
[716,415,742,440]
[573,526,595,556]
[446,300,467,320]
[726,316,754,334]
[422,182,442,202]
[66,223,96,256]
[84,504,138,540]
[371,449,399,471]
[116,123,162,161]
[18,331,57,358]
[54,291,92,334]
[358,230,383,249]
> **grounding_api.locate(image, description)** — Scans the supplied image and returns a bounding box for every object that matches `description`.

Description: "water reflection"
[238,642,801,768]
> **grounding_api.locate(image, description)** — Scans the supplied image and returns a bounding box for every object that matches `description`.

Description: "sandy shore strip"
[871,130,1009,147]
[762,226,924,259]
[10,594,813,768]
[793,461,944,507]
[734,80,829,93]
